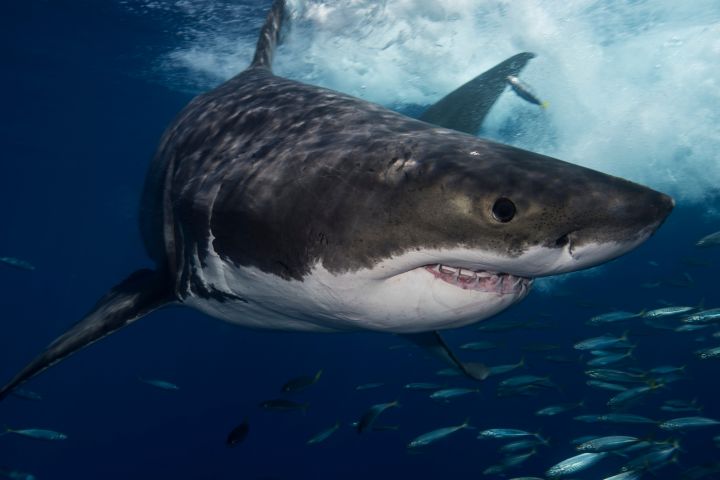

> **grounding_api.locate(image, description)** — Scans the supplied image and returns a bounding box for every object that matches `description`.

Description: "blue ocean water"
[1,1,720,479]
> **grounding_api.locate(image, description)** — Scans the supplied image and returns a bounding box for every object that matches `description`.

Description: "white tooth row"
[435,264,496,280]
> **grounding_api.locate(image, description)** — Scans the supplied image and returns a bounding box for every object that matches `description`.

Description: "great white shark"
[0,0,673,399]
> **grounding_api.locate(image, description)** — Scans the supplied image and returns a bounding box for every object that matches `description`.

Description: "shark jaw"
[181,235,649,335]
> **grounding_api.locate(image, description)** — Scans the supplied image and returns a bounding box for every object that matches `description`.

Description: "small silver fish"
[659,416,720,430]
[649,365,685,375]
[603,471,642,480]
[477,428,537,440]
[499,375,553,388]
[138,378,179,390]
[459,340,497,351]
[574,333,631,350]
[621,443,679,471]
[587,311,643,325]
[487,357,525,377]
[506,75,549,109]
[3,427,67,441]
[306,422,340,445]
[696,230,720,247]
[0,468,36,480]
[586,380,628,392]
[574,413,656,424]
[535,402,583,417]
[546,452,608,478]
[576,436,639,452]
[601,413,657,424]
[584,368,646,383]
[502,448,536,467]
[643,306,695,318]
[10,388,42,401]
[0,257,35,271]
[403,382,445,390]
[587,350,634,367]
[483,465,507,475]
[607,384,660,408]
[675,324,709,332]
[407,419,472,448]
[499,437,548,453]
[429,387,479,401]
[696,346,720,359]
[683,308,720,324]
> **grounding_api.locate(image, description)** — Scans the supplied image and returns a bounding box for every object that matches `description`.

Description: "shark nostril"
[555,233,570,248]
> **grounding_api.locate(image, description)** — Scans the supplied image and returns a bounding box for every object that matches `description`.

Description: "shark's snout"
[545,184,674,273]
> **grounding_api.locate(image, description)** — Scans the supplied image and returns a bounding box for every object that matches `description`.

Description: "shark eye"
[492,197,516,223]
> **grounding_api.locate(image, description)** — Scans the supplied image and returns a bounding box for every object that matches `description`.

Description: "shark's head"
[271,132,673,333]
[197,109,673,333]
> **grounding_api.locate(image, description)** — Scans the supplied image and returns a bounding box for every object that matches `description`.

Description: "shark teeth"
[424,264,532,295]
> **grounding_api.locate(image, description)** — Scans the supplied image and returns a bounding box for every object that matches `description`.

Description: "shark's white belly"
[182,242,534,333]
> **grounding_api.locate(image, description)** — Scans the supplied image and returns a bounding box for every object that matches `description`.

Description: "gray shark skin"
[151,67,669,285]
[0,0,672,401]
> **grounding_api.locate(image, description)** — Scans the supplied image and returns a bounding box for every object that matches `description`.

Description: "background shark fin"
[0,269,173,402]
[419,52,536,134]
[401,331,489,381]
[250,0,288,71]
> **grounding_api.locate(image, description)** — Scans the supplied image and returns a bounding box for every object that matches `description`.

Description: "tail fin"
[250,0,288,71]
[0,269,173,402]
[419,52,535,134]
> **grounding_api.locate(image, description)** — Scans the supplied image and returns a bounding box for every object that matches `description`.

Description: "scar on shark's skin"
[0,0,673,401]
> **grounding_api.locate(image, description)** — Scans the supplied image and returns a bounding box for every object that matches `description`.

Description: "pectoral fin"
[0,269,173,401]
[401,331,489,381]
[419,52,536,134]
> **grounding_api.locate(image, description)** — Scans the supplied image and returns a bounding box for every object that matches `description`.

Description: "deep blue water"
[2,1,720,479]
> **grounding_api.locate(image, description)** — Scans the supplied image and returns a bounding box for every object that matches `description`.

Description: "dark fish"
[226,420,249,446]
[356,401,399,433]
[281,369,322,393]
[259,399,308,412]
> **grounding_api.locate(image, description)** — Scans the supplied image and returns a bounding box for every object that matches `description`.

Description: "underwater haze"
[2,1,720,479]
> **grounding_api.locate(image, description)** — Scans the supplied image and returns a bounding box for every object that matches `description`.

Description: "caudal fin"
[419,52,536,134]
[250,0,288,71]
[0,269,173,402]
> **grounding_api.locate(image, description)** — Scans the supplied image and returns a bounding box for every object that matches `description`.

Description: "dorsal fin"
[250,0,288,71]
[419,52,536,134]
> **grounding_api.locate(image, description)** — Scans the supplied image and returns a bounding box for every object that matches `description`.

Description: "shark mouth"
[424,264,533,295]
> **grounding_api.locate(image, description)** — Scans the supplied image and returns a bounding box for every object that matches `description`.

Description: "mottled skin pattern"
[142,67,672,291]
[0,0,675,401]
